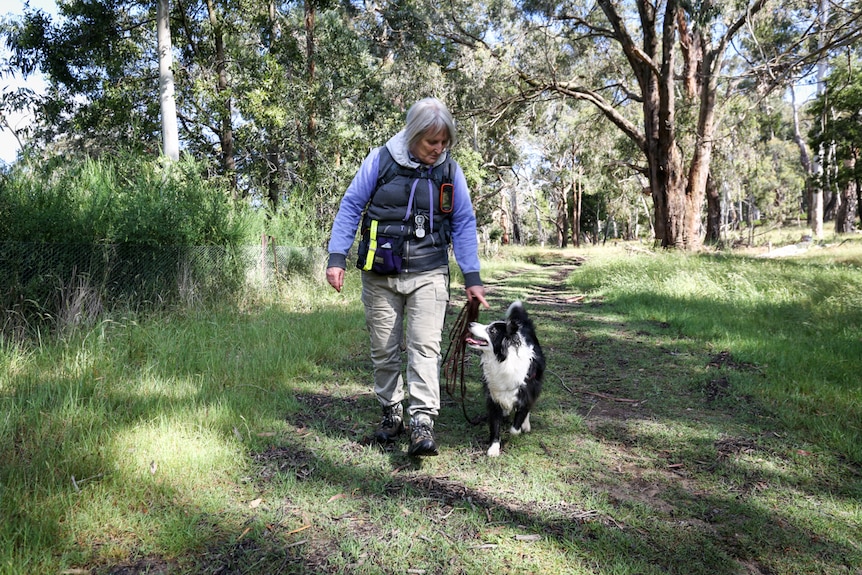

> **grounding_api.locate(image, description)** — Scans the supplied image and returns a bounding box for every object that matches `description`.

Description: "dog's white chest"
[481,346,534,413]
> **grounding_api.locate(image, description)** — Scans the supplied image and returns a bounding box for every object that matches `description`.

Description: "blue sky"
[0,0,53,164]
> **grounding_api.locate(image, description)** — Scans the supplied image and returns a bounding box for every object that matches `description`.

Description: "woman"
[326,97,489,456]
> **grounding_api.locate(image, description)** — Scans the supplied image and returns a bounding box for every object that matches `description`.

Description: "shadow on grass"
[3,264,860,574]
[246,385,861,575]
[239,280,859,574]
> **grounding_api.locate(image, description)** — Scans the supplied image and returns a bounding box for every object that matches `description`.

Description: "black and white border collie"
[466,301,545,457]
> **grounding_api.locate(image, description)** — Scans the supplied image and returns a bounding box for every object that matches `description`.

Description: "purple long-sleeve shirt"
[327,132,483,288]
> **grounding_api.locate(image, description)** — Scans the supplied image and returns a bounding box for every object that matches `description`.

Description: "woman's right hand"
[326,267,345,293]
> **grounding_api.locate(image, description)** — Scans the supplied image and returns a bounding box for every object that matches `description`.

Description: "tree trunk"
[566,182,574,248]
[811,0,830,238]
[573,177,582,247]
[789,86,813,222]
[597,0,692,248]
[509,185,521,244]
[205,0,236,192]
[303,0,317,173]
[704,173,721,243]
[856,153,862,227]
[266,0,282,209]
[835,157,858,233]
[500,208,509,245]
[651,0,690,248]
[682,39,722,249]
[556,184,568,248]
[157,0,179,161]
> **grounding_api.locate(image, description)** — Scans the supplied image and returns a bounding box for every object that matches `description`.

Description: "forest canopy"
[1,0,861,249]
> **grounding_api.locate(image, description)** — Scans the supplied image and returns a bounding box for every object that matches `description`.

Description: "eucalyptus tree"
[525,0,774,249]
[435,0,862,249]
[808,54,862,233]
[1,0,161,156]
[0,0,239,170]
[713,93,807,240]
[0,0,382,206]
[739,0,862,237]
[513,97,636,247]
[157,0,179,160]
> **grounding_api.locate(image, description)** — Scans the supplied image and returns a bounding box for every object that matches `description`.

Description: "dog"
[466,301,545,457]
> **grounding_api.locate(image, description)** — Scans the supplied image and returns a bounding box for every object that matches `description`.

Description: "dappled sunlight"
[113,415,243,486]
[130,372,209,402]
[4,246,860,573]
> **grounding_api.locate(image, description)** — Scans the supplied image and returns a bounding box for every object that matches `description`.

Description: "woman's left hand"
[466,285,490,309]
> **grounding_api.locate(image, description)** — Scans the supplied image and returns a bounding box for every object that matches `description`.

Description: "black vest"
[361,147,455,273]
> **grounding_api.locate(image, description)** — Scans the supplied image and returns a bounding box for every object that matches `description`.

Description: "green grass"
[1,242,860,574]
[568,240,862,465]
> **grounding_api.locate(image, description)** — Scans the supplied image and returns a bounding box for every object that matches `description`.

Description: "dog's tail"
[506,300,528,322]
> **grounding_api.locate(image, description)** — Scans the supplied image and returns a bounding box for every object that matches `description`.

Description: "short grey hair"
[404,97,457,150]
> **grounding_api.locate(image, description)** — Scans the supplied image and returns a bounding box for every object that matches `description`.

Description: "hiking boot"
[374,403,404,443]
[408,416,438,457]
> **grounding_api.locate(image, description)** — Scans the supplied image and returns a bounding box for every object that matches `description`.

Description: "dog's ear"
[506,300,524,319]
[506,302,528,333]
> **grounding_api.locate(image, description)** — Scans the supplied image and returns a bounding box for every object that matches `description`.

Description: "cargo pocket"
[369,234,403,275]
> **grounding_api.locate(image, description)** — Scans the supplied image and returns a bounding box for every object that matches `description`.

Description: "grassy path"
[4,250,859,575]
[430,252,861,575]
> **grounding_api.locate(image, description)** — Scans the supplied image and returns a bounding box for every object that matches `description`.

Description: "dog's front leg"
[486,399,504,457]
[511,408,531,435]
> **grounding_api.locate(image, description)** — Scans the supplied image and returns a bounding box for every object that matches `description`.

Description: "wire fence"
[1,240,327,337]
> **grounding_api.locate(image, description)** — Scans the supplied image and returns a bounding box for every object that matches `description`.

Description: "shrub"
[0,154,248,333]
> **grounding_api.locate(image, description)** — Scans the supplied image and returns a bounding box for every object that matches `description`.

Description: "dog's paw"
[486,442,501,457]
[511,414,531,435]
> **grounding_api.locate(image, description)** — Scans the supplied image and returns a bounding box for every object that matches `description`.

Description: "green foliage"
[713,94,807,227]
[0,154,249,329]
[0,0,158,154]
[1,154,243,246]
[244,196,329,249]
[808,55,862,192]
[0,0,852,250]
[739,0,819,79]
[452,145,487,194]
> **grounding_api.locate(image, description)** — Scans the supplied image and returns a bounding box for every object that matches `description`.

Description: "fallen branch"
[573,388,642,404]
[624,245,657,256]
[286,524,311,536]
[553,371,641,404]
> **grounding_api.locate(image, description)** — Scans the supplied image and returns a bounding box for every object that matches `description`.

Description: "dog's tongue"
[465,336,487,346]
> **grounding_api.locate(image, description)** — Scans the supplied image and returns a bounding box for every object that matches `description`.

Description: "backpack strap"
[376,146,400,189]
[376,145,454,189]
[365,146,456,222]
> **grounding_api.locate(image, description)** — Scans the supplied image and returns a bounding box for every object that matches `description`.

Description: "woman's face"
[411,128,450,166]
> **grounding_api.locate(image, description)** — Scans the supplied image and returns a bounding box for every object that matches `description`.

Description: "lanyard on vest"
[403,167,435,235]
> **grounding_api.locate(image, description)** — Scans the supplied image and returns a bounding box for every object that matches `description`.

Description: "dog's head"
[466,301,535,362]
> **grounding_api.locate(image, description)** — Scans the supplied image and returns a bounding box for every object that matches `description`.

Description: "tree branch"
[517,71,647,152]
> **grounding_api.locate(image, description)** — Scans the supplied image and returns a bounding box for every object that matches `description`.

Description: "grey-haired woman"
[326,97,489,456]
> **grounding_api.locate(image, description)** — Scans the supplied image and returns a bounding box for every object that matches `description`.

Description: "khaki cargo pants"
[361,266,450,421]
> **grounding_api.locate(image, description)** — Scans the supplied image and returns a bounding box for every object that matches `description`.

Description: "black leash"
[442,299,486,425]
